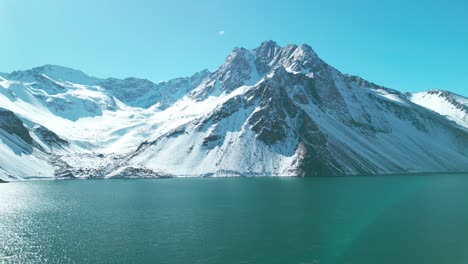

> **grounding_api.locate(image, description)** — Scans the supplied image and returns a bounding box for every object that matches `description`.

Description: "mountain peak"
[23,64,89,78]
[253,41,322,75]
[33,64,81,72]
[1,41,468,179]
[298,43,316,55]
[257,40,280,50]
[8,64,96,85]
[254,40,281,64]
[255,40,316,54]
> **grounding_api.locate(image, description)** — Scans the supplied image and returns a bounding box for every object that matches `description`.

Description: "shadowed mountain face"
[0,108,33,145]
[0,41,467,180]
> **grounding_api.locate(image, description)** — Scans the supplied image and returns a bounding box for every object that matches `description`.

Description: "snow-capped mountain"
[407,90,468,129]
[0,41,467,180]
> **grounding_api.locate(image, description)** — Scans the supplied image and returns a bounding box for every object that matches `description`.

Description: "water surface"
[1,174,468,263]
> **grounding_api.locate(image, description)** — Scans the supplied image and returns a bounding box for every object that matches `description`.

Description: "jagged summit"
[0,40,467,180]
[254,40,281,60]
[190,41,324,99]
[254,41,321,74]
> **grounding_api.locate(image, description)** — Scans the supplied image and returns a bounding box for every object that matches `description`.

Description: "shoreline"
[3,171,468,182]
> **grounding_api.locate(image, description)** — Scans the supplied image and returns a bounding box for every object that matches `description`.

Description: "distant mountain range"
[1,40,467,180]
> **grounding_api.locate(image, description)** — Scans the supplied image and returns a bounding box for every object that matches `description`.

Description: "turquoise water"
[1,174,468,264]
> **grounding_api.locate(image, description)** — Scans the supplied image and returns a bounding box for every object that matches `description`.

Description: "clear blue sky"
[1,0,467,96]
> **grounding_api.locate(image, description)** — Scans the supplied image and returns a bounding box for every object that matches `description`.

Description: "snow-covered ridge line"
[0,40,467,180]
[407,90,468,129]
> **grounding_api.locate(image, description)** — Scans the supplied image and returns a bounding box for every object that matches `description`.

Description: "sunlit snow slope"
[0,41,467,180]
[408,90,468,128]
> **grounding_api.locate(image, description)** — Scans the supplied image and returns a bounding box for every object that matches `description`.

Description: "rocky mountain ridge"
[0,41,467,180]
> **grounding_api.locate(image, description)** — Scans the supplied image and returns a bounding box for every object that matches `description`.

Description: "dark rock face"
[0,108,33,144]
[254,41,322,75]
[198,96,245,129]
[344,74,384,91]
[54,167,78,179]
[34,126,69,148]
[294,144,334,177]
[202,134,222,146]
[246,68,297,145]
[215,48,255,93]
[254,40,282,75]
[109,166,169,179]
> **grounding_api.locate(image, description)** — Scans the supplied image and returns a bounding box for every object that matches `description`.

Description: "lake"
[1,174,468,264]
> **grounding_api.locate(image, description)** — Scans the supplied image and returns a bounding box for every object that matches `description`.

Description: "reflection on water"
[1,174,468,264]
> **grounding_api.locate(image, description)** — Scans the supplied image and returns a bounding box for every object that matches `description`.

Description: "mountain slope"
[0,108,64,180]
[408,90,468,128]
[123,49,468,176]
[0,41,467,180]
